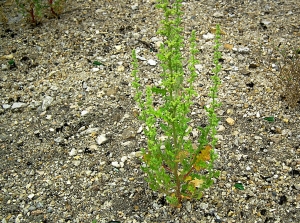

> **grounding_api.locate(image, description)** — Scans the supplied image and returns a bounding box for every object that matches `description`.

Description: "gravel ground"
[1,0,300,222]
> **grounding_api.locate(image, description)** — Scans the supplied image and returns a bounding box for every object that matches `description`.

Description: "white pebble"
[148,59,157,66]
[28,194,35,199]
[96,134,108,145]
[111,161,120,168]
[69,148,77,156]
[121,156,128,162]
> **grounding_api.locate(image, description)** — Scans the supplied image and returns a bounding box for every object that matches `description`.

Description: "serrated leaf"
[93,61,103,66]
[234,183,245,190]
[264,116,274,122]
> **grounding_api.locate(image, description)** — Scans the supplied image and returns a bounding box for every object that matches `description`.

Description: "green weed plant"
[132,0,221,207]
[15,0,66,24]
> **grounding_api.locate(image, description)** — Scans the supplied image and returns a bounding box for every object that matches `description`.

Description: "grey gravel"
[1,0,300,222]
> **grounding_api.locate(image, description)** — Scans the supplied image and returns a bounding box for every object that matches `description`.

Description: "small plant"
[15,0,66,25]
[132,0,221,207]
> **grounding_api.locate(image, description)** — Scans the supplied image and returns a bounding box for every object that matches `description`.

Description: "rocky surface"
[0,0,300,222]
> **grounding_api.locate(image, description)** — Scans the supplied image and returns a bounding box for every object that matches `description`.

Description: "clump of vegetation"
[15,0,66,25]
[132,0,221,207]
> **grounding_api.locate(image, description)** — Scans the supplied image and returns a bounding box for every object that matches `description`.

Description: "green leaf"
[91,220,97,223]
[151,87,167,96]
[234,183,245,190]
[264,116,274,122]
[8,60,15,65]
[93,61,103,66]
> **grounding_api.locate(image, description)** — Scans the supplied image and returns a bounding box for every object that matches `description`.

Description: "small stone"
[256,112,260,118]
[235,47,250,54]
[203,33,214,40]
[185,201,192,212]
[121,141,132,146]
[81,110,89,116]
[224,43,233,50]
[115,45,122,51]
[89,144,98,151]
[0,53,14,60]
[54,137,63,143]
[199,203,208,210]
[226,117,235,126]
[80,127,99,135]
[1,64,8,70]
[122,127,136,139]
[41,96,54,111]
[215,135,224,140]
[117,65,125,72]
[155,41,163,49]
[121,156,127,162]
[72,161,81,166]
[106,88,117,96]
[195,64,203,71]
[28,194,35,199]
[148,59,157,66]
[131,3,138,10]
[136,55,146,61]
[226,109,234,115]
[92,67,99,72]
[2,104,11,109]
[11,102,27,110]
[213,12,223,18]
[111,161,120,168]
[96,134,108,145]
[217,125,225,132]
[69,148,77,156]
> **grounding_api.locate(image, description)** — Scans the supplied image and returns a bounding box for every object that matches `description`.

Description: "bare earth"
[0,0,300,222]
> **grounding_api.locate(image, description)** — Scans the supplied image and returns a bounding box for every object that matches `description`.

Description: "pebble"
[1,64,8,70]
[80,127,99,135]
[148,59,157,66]
[111,161,120,168]
[28,194,35,199]
[213,12,224,18]
[69,148,77,156]
[96,134,108,145]
[72,161,81,166]
[203,33,215,40]
[226,117,235,126]
[41,96,54,111]
[217,125,225,132]
[11,102,27,110]
[92,67,99,72]
[185,201,192,212]
[2,104,11,109]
